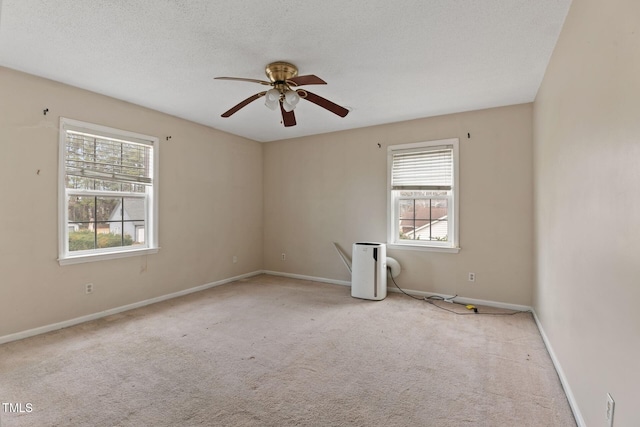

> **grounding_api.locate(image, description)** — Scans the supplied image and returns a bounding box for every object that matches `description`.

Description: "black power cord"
[387,268,529,316]
[387,268,423,300]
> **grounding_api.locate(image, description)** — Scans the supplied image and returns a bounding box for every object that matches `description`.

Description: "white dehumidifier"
[351,242,387,300]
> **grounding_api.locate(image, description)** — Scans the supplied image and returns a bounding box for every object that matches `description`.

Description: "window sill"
[387,244,460,254]
[58,247,159,266]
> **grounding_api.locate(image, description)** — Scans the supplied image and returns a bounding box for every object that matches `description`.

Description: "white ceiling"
[0,0,572,142]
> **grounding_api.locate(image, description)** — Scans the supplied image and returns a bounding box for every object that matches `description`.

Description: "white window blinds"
[64,129,153,191]
[391,146,453,190]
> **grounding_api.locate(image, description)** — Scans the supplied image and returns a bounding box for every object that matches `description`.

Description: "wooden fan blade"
[221,92,266,117]
[299,90,349,117]
[280,102,297,127]
[287,74,327,86]
[215,77,272,86]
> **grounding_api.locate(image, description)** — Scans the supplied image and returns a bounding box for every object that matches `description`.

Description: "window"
[58,118,159,265]
[388,138,459,252]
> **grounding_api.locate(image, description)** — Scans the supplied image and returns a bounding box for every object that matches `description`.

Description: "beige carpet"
[0,274,575,426]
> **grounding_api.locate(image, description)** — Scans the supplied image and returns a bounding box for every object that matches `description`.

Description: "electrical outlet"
[606,393,615,427]
[281,253,286,261]
[232,256,238,264]
[85,283,93,294]
[468,272,476,282]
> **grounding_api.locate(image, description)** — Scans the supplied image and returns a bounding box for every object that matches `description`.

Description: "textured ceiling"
[0,0,572,142]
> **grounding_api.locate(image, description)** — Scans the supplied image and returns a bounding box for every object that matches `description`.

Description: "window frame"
[58,118,159,265]
[387,138,460,253]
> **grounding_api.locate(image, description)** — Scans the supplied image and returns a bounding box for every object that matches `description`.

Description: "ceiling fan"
[215,62,349,127]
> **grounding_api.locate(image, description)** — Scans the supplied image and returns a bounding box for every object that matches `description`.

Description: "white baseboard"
[532,310,585,427]
[263,270,351,287]
[386,286,533,312]
[0,270,263,345]
[5,269,525,346]
[264,270,531,312]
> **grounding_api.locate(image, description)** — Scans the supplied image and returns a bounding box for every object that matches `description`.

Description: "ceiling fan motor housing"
[265,62,298,83]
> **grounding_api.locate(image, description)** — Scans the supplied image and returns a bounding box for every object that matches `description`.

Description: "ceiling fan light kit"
[265,88,280,110]
[282,90,300,112]
[215,61,349,127]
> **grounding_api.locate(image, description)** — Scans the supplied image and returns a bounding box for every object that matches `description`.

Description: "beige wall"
[533,0,640,425]
[264,104,534,305]
[0,67,263,337]
[0,68,535,336]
